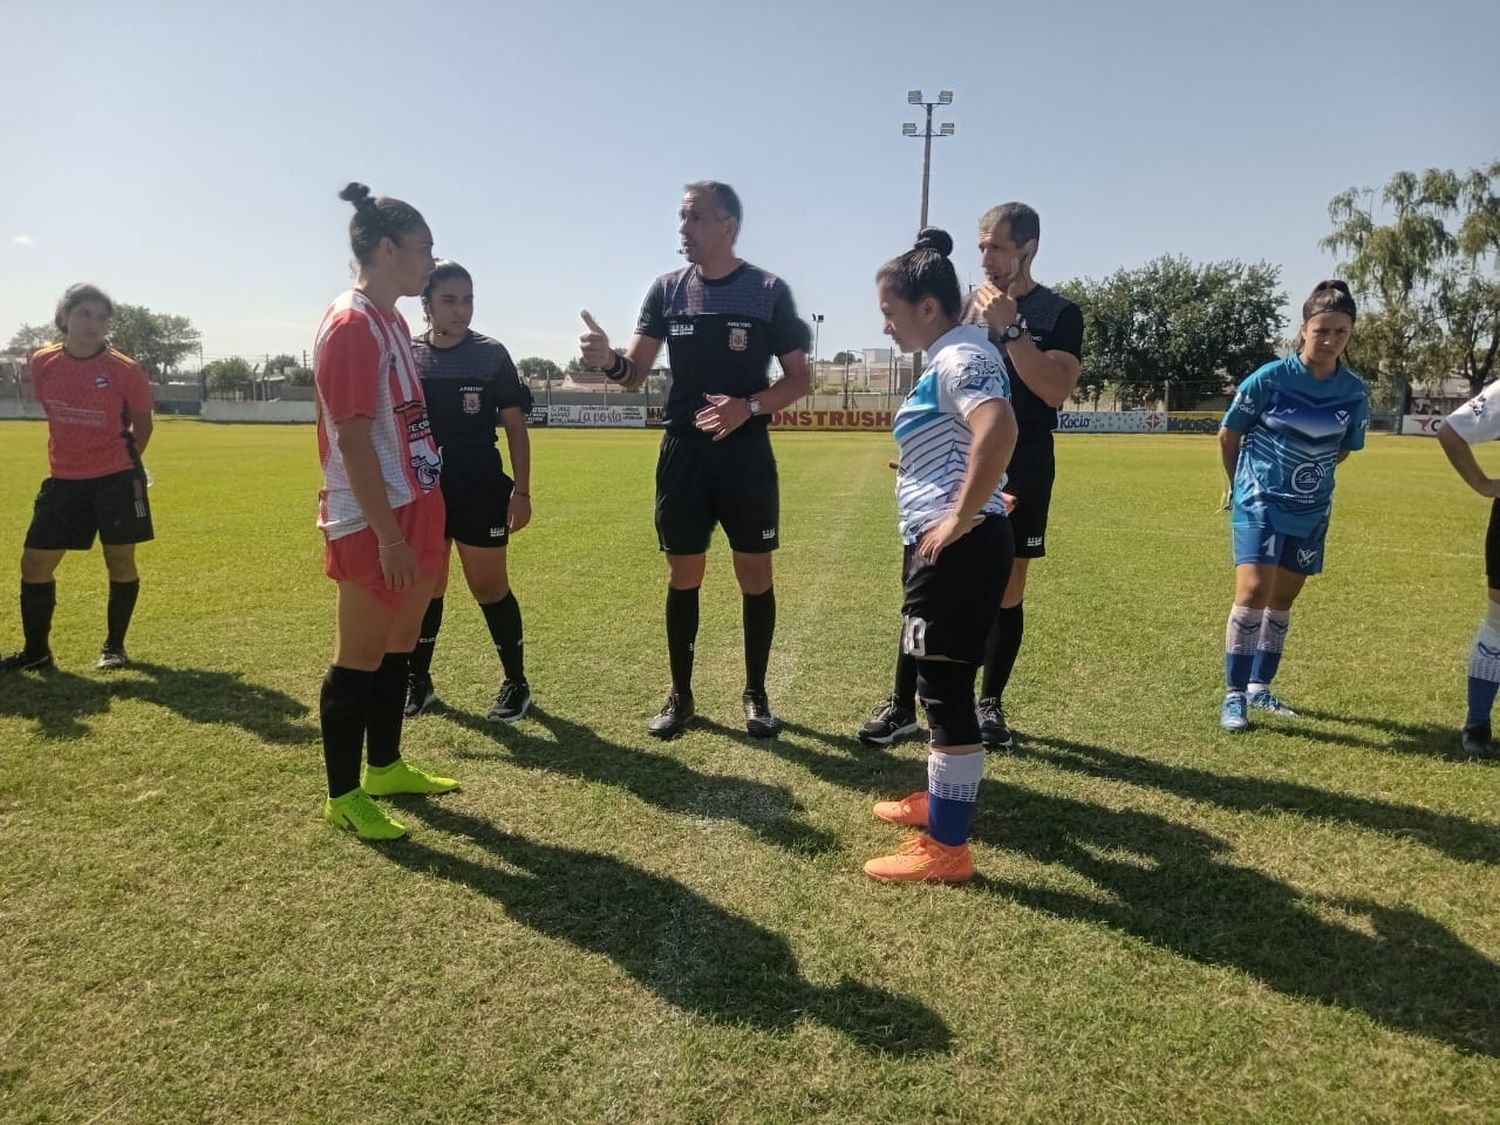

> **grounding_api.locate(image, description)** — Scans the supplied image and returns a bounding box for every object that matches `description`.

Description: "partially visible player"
[406,261,534,723]
[1436,387,1500,759]
[313,182,458,841]
[858,202,1082,750]
[863,228,1018,884]
[579,181,811,739]
[1217,280,1369,732]
[2,284,153,673]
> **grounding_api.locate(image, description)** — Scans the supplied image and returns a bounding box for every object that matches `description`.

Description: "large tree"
[517,356,562,384]
[107,305,201,379]
[1061,257,1285,409]
[7,323,57,354]
[1322,161,1500,399]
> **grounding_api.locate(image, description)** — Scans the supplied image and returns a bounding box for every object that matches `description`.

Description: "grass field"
[2,419,1497,1123]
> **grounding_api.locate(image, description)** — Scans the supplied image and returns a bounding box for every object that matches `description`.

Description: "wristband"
[513,491,530,498]
[377,538,406,552]
[604,353,629,381]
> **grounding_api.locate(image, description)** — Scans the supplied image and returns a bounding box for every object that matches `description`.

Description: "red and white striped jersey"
[313,290,442,540]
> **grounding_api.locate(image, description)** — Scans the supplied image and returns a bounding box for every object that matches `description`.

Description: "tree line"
[8,161,1496,411]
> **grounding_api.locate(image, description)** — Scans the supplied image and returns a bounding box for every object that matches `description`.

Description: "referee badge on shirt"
[728,326,748,352]
[462,391,482,415]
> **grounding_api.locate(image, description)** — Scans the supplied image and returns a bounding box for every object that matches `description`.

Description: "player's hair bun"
[339,182,376,211]
[913,226,953,258]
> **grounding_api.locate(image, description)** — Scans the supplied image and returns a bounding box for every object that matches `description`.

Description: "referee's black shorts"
[439,448,514,549]
[901,514,1014,663]
[25,468,154,552]
[1006,438,1055,559]
[655,425,779,555]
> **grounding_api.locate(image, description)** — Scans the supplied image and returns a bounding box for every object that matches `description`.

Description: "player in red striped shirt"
[313,182,459,841]
[3,284,154,672]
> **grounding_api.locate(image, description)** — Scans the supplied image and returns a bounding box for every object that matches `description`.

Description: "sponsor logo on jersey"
[1296,547,1319,570]
[1027,535,1043,547]
[94,375,109,389]
[490,527,505,538]
[462,391,481,415]
[761,527,776,540]
[1290,461,1324,494]
[669,322,695,337]
[728,327,748,352]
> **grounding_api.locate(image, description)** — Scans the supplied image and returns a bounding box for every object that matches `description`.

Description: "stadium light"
[900,89,958,390]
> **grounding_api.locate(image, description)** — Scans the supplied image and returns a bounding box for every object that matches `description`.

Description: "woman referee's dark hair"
[421,260,473,309]
[876,227,963,319]
[338,182,427,266]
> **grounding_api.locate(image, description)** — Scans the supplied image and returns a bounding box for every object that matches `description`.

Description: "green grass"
[2,419,1497,1123]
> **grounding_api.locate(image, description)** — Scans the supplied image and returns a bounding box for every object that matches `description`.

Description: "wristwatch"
[998,315,1028,343]
[747,395,764,416]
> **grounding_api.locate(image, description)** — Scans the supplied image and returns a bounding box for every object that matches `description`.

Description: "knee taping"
[916,659,981,747]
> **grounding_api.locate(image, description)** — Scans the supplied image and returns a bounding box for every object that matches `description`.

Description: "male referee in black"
[580,180,812,738]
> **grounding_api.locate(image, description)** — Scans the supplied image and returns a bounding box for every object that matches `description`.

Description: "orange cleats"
[872,790,929,827]
[863,833,974,883]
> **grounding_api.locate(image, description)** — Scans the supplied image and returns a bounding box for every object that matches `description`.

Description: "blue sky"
[2,0,1496,366]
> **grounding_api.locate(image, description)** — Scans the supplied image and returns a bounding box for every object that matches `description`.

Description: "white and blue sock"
[1249,608,1290,691]
[1224,605,1261,693]
[1466,603,1500,728]
[927,748,984,847]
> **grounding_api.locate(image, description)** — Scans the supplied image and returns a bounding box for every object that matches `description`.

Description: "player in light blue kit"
[1217,280,1369,731]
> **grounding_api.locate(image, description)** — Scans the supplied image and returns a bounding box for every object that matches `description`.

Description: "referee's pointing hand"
[579,310,612,369]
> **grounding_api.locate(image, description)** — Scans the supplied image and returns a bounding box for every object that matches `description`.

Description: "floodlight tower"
[903,89,955,231]
[901,90,955,388]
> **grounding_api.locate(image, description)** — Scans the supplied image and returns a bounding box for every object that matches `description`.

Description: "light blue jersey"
[893,324,1011,544]
[1222,355,1369,537]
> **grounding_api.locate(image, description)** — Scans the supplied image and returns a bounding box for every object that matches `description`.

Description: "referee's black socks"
[743,587,775,693]
[410,596,444,680]
[666,585,699,697]
[366,651,410,769]
[981,603,1024,701]
[320,665,376,798]
[20,580,56,657]
[479,592,525,683]
[106,579,140,650]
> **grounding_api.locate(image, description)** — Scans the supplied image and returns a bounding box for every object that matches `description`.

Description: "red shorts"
[324,491,447,607]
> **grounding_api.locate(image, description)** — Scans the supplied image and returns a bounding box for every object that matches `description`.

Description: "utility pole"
[902,89,955,389]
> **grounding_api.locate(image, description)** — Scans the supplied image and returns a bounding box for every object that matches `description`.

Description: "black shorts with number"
[901,514,1014,663]
[655,426,780,555]
[25,468,154,552]
[1006,437,1055,559]
[439,448,514,548]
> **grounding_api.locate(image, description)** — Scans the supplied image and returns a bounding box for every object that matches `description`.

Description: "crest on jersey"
[1334,409,1349,425]
[728,327,748,352]
[1296,547,1318,569]
[462,391,481,415]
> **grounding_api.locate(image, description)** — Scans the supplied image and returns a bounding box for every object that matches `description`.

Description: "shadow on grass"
[1029,734,1500,865]
[382,801,952,1057]
[433,705,838,855]
[1289,708,1483,764]
[968,774,1500,1058]
[0,662,311,743]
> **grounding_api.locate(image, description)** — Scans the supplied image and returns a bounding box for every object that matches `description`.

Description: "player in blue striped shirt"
[1217,280,1369,731]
